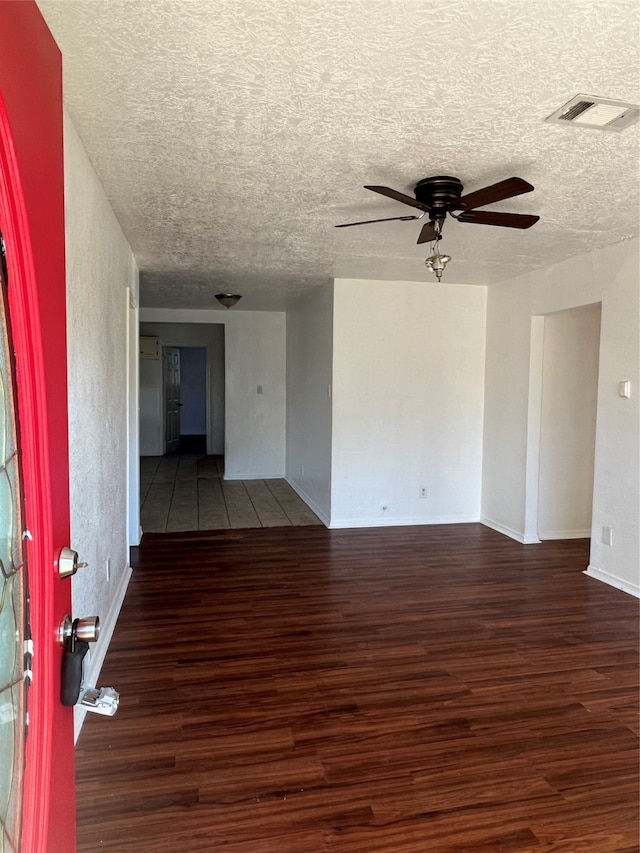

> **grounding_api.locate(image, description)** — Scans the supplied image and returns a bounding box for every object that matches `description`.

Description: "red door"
[0,3,75,851]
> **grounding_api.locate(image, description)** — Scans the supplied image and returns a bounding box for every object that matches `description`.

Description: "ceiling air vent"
[545,94,639,132]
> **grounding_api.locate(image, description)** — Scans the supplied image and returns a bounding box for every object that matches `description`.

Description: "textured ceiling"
[38,0,639,311]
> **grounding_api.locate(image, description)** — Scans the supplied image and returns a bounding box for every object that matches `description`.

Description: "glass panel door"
[0,235,27,852]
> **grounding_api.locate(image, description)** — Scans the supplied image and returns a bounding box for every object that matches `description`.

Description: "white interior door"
[164,346,181,453]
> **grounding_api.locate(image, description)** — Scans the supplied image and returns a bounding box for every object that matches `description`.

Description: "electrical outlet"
[419,487,427,499]
[105,556,111,581]
[601,526,613,546]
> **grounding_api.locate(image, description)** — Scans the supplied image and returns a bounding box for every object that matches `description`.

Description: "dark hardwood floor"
[75,524,639,852]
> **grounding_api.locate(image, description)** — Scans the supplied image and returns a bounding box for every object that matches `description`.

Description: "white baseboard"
[539,529,591,540]
[481,516,541,544]
[584,565,640,598]
[284,477,330,527]
[329,514,480,530]
[74,563,133,743]
[224,472,285,480]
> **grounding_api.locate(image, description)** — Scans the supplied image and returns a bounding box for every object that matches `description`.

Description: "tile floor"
[140,455,323,533]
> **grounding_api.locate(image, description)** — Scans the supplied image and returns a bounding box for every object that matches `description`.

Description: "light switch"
[618,380,630,398]
[257,385,263,394]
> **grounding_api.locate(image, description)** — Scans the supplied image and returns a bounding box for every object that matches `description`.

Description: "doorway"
[139,322,225,458]
[162,345,213,455]
[176,346,207,453]
[537,303,602,540]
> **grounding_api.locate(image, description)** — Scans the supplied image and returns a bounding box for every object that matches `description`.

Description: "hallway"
[140,455,323,532]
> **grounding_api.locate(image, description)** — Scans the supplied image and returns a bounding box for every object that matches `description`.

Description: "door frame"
[139,322,227,459]
[127,288,141,545]
[524,306,602,546]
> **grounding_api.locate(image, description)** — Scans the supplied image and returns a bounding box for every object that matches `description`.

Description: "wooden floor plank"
[76,526,639,852]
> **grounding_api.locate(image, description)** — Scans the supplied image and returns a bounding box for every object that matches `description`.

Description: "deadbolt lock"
[58,546,89,579]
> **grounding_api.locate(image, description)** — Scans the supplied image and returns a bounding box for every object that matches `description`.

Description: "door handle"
[58,614,99,646]
[61,640,90,706]
[58,615,119,713]
[59,615,100,706]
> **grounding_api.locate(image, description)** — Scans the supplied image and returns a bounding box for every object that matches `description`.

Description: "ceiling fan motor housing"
[414,176,464,220]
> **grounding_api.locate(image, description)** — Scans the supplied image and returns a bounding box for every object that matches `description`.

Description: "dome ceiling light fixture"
[215,292,242,308]
[425,251,452,282]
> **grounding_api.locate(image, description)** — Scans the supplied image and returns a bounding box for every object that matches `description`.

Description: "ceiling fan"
[335,176,540,244]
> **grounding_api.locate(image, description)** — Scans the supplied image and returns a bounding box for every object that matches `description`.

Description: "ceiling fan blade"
[455,177,534,211]
[335,215,420,228]
[364,185,431,212]
[417,221,438,244]
[457,210,540,229]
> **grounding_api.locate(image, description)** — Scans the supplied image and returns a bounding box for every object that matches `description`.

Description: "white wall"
[139,310,286,478]
[330,279,487,527]
[64,112,137,735]
[482,238,639,595]
[286,284,334,523]
[538,303,601,539]
[139,322,224,455]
